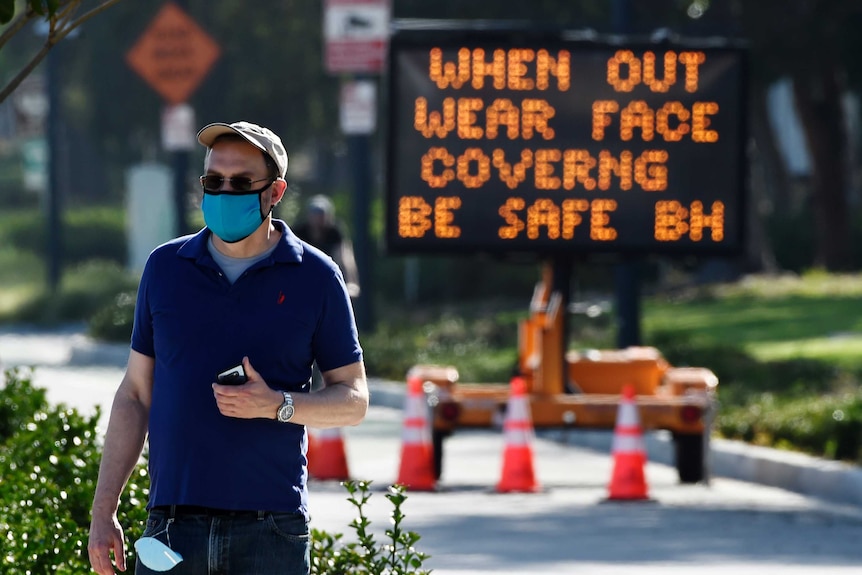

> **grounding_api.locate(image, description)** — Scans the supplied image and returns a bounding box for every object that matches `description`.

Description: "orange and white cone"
[496,376,540,493]
[307,427,351,481]
[396,376,436,491]
[607,384,650,500]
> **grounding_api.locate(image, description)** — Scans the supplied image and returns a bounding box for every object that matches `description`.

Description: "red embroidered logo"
[277,291,285,305]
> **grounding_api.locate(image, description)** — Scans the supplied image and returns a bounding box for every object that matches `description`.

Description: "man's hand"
[88,512,126,574]
[212,356,282,419]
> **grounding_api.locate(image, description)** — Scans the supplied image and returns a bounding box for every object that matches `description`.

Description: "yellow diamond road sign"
[126,2,221,104]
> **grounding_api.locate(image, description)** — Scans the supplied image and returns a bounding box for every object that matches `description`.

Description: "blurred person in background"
[87,121,368,575]
[293,194,360,299]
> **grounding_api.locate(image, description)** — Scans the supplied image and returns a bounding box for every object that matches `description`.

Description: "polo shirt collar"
[177,219,304,265]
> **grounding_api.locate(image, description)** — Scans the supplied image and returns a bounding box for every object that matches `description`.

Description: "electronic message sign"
[384,25,748,256]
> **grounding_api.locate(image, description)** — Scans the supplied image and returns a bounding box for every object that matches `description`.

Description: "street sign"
[161,103,196,151]
[385,24,748,257]
[340,80,377,134]
[126,2,221,104]
[324,0,389,74]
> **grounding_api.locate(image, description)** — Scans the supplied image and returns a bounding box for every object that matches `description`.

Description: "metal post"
[552,256,572,387]
[46,46,62,292]
[172,149,190,236]
[615,257,641,347]
[612,0,641,347]
[172,0,190,237]
[347,124,374,332]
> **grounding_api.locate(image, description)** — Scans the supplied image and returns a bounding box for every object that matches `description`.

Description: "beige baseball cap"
[197,121,288,178]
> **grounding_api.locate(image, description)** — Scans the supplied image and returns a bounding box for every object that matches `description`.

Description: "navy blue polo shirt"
[131,220,362,518]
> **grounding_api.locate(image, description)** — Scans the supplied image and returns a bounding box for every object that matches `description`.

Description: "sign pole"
[171,148,190,236]
[339,77,378,331]
[170,0,191,238]
[325,0,390,332]
[347,101,374,332]
[611,0,642,348]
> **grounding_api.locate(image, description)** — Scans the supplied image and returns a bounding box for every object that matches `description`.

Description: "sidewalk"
[2,325,861,508]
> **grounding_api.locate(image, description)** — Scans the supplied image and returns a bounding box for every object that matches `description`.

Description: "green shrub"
[1,207,127,265]
[88,290,137,342]
[718,390,862,463]
[363,310,520,382]
[311,480,430,575]
[0,368,148,574]
[7,260,139,324]
[0,369,430,573]
[0,367,46,442]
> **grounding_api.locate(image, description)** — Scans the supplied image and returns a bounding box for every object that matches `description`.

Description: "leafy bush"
[719,390,862,462]
[0,368,148,574]
[0,367,46,442]
[311,480,430,575]
[363,310,520,382]
[0,369,431,574]
[1,207,127,266]
[88,290,137,342]
[6,260,139,324]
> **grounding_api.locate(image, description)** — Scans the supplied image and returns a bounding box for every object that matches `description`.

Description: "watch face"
[278,405,294,422]
[278,395,294,422]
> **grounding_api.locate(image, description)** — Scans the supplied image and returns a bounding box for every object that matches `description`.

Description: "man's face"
[205,139,275,210]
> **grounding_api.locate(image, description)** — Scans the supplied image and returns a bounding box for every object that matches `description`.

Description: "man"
[88,121,368,575]
[293,195,360,299]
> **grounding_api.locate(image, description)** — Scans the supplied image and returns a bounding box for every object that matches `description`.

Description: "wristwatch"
[276,391,295,422]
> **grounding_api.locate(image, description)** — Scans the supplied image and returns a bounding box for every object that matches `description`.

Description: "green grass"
[643,272,862,371]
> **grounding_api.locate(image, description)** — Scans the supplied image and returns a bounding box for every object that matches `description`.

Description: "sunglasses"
[199,175,275,195]
[134,519,183,571]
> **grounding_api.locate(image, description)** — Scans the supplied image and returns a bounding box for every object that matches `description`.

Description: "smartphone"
[217,364,247,385]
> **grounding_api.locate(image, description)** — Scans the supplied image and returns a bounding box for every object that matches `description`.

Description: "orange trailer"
[409,264,718,484]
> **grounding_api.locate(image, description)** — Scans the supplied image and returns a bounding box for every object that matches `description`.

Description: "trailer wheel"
[674,432,705,483]
[432,429,448,480]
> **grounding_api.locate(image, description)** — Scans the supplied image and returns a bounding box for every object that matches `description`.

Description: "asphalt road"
[309,406,862,575]
[2,326,862,574]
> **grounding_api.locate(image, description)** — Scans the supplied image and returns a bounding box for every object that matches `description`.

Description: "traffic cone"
[307,427,351,481]
[606,384,650,500]
[496,376,540,493]
[396,376,436,491]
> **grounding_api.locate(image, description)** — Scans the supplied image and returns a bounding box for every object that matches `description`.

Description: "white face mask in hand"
[134,519,184,571]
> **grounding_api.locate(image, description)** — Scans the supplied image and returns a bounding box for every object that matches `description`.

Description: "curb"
[710,438,862,507]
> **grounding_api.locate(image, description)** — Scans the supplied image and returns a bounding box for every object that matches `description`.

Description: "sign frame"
[383,21,749,258]
[324,0,390,74]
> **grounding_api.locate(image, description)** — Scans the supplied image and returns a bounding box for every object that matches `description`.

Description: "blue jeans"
[136,507,310,575]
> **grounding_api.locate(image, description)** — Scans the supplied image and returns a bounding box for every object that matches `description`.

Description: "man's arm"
[296,360,369,427]
[213,358,369,428]
[88,350,154,574]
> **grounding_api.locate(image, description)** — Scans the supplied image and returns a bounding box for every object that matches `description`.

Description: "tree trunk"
[746,83,783,272]
[792,68,853,270]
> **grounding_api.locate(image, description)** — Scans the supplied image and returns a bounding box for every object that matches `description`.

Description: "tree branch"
[0,41,53,103]
[0,0,127,103]
[62,0,125,34]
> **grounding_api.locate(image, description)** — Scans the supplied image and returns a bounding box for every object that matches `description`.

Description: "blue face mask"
[202,193,264,243]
